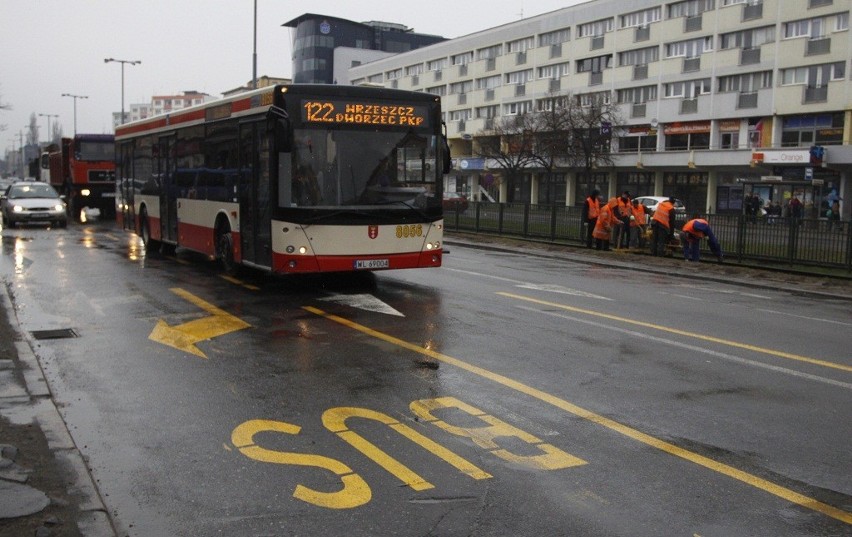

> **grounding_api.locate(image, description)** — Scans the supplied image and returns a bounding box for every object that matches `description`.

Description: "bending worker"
[650,197,676,257]
[681,216,723,263]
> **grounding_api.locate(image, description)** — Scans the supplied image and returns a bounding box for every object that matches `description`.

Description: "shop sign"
[458,158,485,170]
[718,120,740,132]
[664,121,710,135]
[753,150,810,164]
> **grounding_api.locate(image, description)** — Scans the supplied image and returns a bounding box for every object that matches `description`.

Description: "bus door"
[239,122,272,267]
[157,136,178,243]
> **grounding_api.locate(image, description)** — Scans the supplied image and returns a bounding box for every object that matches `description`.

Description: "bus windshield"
[282,127,439,209]
[77,141,115,161]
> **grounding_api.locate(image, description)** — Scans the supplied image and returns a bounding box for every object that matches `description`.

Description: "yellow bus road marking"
[303,305,852,525]
[149,288,251,358]
[498,292,852,374]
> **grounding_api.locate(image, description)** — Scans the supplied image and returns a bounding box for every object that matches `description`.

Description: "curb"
[1,285,117,537]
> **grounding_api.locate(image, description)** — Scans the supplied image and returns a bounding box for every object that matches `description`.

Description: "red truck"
[44,134,116,220]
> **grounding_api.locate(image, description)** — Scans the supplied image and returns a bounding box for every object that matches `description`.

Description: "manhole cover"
[30,328,78,340]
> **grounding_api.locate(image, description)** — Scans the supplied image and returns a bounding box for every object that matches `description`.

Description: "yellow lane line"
[302,305,852,525]
[498,292,852,374]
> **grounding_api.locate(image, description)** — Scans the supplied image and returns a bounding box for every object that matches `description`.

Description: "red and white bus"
[115,84,448,274]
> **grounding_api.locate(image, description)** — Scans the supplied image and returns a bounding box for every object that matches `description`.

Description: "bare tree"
[27,113,40,146]
[0,86,10,133]
[475,113,539,202]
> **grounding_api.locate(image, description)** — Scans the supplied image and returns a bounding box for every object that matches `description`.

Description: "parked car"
[443,192,469,212]
[1,181,68,228]
[633,196,687,223]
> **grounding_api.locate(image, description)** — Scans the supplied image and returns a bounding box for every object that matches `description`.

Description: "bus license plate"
[354,259,389,270]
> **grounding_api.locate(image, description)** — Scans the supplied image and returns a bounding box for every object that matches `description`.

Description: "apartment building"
[343,0,851,218]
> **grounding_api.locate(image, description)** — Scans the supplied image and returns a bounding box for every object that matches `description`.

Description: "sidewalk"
[0,285,115,537]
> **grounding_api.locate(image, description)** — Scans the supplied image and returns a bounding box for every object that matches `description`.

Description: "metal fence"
[443,202,852,272]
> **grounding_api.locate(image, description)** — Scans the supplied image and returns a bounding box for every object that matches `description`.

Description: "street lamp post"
[104,58,141,125]
[38,113,59,145]
[61,93,88,135]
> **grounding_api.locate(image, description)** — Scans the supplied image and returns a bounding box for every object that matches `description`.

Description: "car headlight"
[53,204,64,212]
[12,205,23,213]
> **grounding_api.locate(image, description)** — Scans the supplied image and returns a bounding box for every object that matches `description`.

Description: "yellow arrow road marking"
[303,305,852,525]
[149,288,251,358]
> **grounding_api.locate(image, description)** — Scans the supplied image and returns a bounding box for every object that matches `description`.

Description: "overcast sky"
[0,0,587,148]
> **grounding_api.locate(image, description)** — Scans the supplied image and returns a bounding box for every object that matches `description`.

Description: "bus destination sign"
[302,99,429,128]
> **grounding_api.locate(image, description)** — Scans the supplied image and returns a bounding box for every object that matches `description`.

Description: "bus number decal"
[304,101,334,123]
[396,224,423,239]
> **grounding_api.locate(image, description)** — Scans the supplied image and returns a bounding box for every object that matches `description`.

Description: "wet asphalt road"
[1,220,850,537]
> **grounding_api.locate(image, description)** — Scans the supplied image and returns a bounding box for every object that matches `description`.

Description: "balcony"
[737,92,758,109]
[683,56,701,73]
[486,58,496,71]
[485,88,495,101]
[685,14,702,32]
[633,64,648,80]
[808,0,833,7]
[635,25,650,42]
[516,52,527,65]
[743,2,763,20]
[632,103,647,118]
[589,71,603,86]
[806,37,831,56]
[549,79,561,92]
[740,47,761,65]
[515,84,526,97]
[680,98,698,114]
[434,70,442,82]
[591,35,604,50]
[458,93,467,105]
[804,85,828,103]
[550,43,563,58]
[411,75,419,86]
[458,64,468,76]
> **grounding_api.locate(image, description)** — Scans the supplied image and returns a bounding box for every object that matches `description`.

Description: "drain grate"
[31,328,79,340]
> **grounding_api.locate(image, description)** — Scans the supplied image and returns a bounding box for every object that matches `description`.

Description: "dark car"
[1,181,68,228]
[443,192,469,212]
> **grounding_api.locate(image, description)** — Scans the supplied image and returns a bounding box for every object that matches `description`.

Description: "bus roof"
[115,84,440,141]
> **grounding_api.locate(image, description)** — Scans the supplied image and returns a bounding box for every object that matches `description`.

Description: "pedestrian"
[582,189,601,248]
[629,198,648,249]
[615,190,632,248]
[650,197,676,256]
[767,201,782,225]
[789,196,803,225]
[827,199,840,232]
[592,198,622,251]
[680,215,723,263]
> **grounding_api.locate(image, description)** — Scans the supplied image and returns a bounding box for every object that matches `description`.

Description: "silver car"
[1,181,68,228]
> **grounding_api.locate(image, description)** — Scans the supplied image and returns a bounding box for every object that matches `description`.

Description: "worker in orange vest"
[614,191,632,248]
[629,198,648,249]
[681,216,723,262]
[593,198,623,251]
[582,189,601,248]
[650,197,676,256]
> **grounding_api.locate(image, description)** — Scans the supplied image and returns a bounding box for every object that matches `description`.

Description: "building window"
[475,105,499,119]
[835,12,849,31]
[667,0,715,19]
[537,63,570,79]
[386,68,402,80]
[476,75,502,90]
[449,80,473,94]
[576,91,612,107]
[449,110,472,122]
[781,114,843,147]
[620,7,662,28]
[538,28,571,46]
[452,52,474,65]
[720,26,775,49]
[665,36,714,57]
[781,62,844,85]
[507,37,535,53]
[426,85,446,96]
[576,55,613,73]
[405,64,424,76]
[578,18,614,37]
[618,46,660,66]
[505,69,533,85]
[784,18,827,39]
[617,85,658,104]
[718,71,772,92]
[427,58,448,71]
[665,78,711,97]
[504,101,533,115]
[477,45,503,60]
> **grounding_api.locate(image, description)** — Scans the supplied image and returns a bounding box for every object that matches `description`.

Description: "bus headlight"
[298,246,307,254]
[81,189,91,197]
